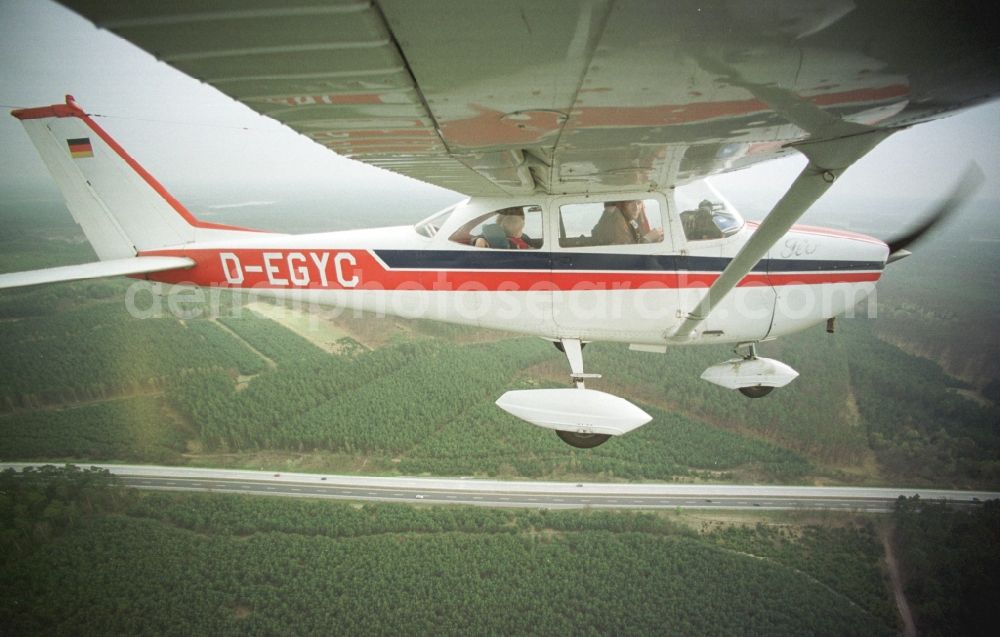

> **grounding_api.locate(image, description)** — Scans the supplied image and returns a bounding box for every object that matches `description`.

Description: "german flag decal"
[67,137,93,159]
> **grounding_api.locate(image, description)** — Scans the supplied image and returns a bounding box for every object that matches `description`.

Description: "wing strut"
[669,129,894,341]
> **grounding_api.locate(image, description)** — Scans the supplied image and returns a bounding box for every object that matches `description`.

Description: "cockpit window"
[449,205,543,249]
[558,198,664,248]
[675,180,744,241]
[414,205,457,238]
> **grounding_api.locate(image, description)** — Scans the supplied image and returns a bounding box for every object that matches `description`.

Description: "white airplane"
[2,1,996,448]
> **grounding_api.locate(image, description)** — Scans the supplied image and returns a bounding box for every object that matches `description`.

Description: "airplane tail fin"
[12,95,262,261]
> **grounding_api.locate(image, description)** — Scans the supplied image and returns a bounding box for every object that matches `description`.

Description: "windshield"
[414,203,460,238]
[675,180,744,241]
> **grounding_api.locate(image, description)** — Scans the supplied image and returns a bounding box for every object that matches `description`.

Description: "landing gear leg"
[739,341,759,360]
[554,339,610,448]
[559,338,599,389]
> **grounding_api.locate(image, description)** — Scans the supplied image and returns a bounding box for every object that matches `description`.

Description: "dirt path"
[212,318,278,369]
[881,524,917,637]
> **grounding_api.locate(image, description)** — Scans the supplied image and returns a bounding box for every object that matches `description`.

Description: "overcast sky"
[2,0,998,218]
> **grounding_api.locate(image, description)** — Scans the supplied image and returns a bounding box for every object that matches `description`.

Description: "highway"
[3,463,997,512]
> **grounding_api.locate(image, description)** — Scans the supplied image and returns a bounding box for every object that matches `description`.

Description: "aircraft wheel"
[556,430,611,448]
[738,385,774,398]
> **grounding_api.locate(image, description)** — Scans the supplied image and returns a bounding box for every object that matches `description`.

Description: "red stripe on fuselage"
[139,248,881,291]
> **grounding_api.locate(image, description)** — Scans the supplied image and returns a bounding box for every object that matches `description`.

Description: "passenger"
[473,208,535,249]
[591,200,664,245]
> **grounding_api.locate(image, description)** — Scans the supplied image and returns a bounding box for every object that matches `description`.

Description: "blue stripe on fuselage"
[374,250,884,273]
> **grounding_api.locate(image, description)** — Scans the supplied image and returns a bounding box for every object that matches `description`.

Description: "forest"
[0,466,900,636]
[893,496,1000,637]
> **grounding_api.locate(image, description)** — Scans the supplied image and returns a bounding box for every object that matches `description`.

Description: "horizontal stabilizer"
[0,256,194,290]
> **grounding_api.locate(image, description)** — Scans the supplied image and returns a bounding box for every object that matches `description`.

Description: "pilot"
[473,208,535,249]
[591,200,664,245]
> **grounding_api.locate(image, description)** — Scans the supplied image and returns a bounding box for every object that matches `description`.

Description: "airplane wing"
[60,1,998,196]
